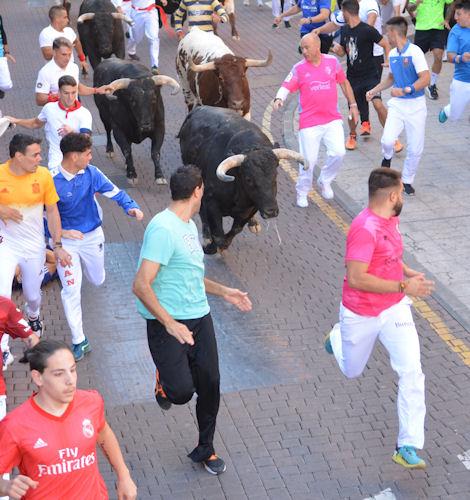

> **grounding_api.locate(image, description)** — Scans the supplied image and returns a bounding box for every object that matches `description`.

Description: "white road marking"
[364,488,396,500]
[457,449,470,470]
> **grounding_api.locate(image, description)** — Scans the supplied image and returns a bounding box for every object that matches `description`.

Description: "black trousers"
[349,77,381,124]
[147,313,220,462]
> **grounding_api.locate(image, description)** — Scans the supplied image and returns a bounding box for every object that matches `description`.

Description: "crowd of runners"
[0,0,469,497]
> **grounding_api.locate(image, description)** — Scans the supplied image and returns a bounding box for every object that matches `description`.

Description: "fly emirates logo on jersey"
[37,418,96,477]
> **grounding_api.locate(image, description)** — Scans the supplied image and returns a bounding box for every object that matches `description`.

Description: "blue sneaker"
[324,332,333,355]
[72,338,92,362]
[438,109,448,123]
[392,445,426,469]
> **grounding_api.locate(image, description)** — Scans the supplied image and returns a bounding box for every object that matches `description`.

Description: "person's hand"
[6,53,16,64]
[272,98,283,110]
[57,124,74,137]
[4,115,18,125]
[54,247,73,267]
[443,20,451,30]
[404,276,435,298]
[166,320,194,345]
[273,16,282,25]
[404,267,425,279]
[96,84,114,95]
[24,333,40,349]
[0,205,23,224]
[62,229,84,240]
[331,42,342,55]
[128,208,144,221]
[391,87,405,97]
[223,288,252,312]
[3,476,38,499]
[462,52,470,63]
[366,89,377,101]
[298,17,311,26]
[177,31,185,40]
[349,105,359,124]
[116,473,137,500]
[79,59,89,74]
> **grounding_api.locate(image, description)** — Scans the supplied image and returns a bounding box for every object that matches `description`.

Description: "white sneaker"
[296,194,308,208]
[317,179,334,200]
[2,351,14,371]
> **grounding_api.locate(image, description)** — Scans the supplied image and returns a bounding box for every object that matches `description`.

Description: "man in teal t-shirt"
[133,165,252,476]
[408,0,454,99]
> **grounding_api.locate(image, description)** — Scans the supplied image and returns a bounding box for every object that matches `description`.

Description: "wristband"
[53,242,63,249]
[79,54,86,62]
[349,103,358,107]
[409,84,416,95]
[455,55,461,64]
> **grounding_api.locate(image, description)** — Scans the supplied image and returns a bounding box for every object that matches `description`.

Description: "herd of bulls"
[75,0,305,252]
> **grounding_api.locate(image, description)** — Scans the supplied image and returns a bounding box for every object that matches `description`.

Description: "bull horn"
[272,148,306,168]
[189,59,216,73]
[77,12,95,23]
[245,51,273,68]
[152,75,180,95]
[111,13,134,25]
[216,154,246,182]
[108,78,132,93]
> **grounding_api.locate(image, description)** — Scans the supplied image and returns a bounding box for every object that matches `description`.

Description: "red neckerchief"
[58,99,82,119]
[155,5,175,38]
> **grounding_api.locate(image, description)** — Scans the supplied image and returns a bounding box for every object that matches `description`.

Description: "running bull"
[176,29,272,119]
[77,0,133,69]
[94,58,179,183]
[178,106,304,254]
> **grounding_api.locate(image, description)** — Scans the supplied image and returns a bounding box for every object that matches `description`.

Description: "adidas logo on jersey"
[33,438,48,449]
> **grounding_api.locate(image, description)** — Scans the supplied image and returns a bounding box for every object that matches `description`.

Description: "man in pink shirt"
[325,167,434,469]
[273,32,358,206]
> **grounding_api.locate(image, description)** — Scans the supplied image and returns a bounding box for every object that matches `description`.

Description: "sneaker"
[0,90,5,99]
[28,317,43,338]
[151,66,159,75]
[72,337,92,362]
[296,194,308,208]
[2,351,14,371]
[284,21,291,28]
[155,369,172,410]
[203,454,227,475]
[381,157,391,168]
[324,332,333,355]
[345,134,357,150]
[426,84,438,100]
[394,140,404,153]
[392,446,426,469]
[438,109,448,123]
[403,183,415,196]
[317,178,334,200]
[271,23,278,29]
[360,121,371,136]
[128,53,140,61]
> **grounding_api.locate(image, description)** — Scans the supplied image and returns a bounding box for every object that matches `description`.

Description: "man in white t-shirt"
[39,4,88,73]
[35,37,112,106]
[7,76,92,173]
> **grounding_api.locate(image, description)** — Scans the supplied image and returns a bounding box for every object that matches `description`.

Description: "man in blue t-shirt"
[274,0,333,53]
[439,1,470,122]
[133,165,252,476]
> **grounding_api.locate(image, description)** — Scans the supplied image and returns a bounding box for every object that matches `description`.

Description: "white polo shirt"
[37,101,92,172]
[39,25,77,61]
[131,0,155,9]
[35,59,80,96]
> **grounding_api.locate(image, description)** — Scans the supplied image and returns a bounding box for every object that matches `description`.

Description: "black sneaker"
[403,183,415,196]
[284,21,291,28]
[203,454,227,475]
[154,369,172,410]
[271,23,278,29]
[28,317,43,337]
[426,84,438,100]
[151,66,159,75]
[0,90,5,99]
[129,53,140,61]
[381,157,391,168]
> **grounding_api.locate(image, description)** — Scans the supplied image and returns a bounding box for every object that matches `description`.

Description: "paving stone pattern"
[1,1,470,499]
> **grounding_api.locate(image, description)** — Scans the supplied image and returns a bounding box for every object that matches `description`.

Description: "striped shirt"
[174,0,226,33]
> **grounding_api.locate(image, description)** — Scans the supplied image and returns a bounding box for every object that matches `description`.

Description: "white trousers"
[0,245,45,352]
[329,297,426,449]
[57,227,105,345]
[128,9,160,68]
[0,57,12,92]
[444,79,470,121]
[381,96,427,184]
[297,119,345,196]
[272,0,294,19]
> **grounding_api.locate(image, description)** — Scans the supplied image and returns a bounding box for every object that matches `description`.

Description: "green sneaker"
[324,332,333,355]
[392,446,426,469]
[72,338,92,362]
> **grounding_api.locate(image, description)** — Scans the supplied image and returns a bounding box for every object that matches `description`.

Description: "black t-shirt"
[340,22,382,80]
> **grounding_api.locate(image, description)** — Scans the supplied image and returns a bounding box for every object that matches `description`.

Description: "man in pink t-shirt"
[273,32,358,206]
[326,168,434,469]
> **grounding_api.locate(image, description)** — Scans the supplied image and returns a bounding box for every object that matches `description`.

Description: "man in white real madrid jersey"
[6,76,92,174]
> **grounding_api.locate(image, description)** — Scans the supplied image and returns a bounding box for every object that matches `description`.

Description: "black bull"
[94,58,179,182]
[178,106,304,254]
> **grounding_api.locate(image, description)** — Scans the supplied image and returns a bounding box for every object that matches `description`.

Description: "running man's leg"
[381,101,405,162]
[378,299,425,450]
[296,125,323,201]
[447,79,470,121]
[128,12,145,56]
[187,314,221,463]
[319,119,345,195]
[144,10,160,68]
[80,228,106,287]
[402,99,427,185]
[17,253,45,321]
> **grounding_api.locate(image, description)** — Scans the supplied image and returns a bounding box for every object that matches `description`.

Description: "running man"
[273,32,358,205]
[6,75,92,173]
[0,134,71,366]
[174,0,228,40]
[439,0,470,123]
[0,340,137,499]
[407,0,453,99]
[0,14,15,101]
[367,16,430,196]
[53,133,143,361]
[133,165,252,475]
[325,167,434,469]
[332,0,390,150]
